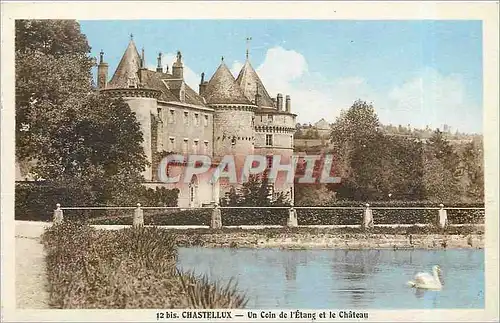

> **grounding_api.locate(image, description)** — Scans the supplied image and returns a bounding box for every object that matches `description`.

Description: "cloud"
[229,47,481,133]
[230,61,244,76]
[229,46,378,124]
[384,67,481,133]
[151,48,481,133]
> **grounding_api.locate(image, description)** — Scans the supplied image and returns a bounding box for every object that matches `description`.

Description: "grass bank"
[41,222,247,309]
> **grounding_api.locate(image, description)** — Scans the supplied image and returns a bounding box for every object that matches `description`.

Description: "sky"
[80,20,483,134]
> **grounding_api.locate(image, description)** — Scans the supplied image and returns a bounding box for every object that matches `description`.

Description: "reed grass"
[41,221,247,309]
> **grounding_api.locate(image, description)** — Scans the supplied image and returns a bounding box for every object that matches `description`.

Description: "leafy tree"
[15,20,154,208]
[330,100,385,200]
[422,129,461,202]
[16,20,95,160]
[455,140,484,202]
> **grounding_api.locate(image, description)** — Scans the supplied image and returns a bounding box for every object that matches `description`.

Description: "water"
[177,248,484,309]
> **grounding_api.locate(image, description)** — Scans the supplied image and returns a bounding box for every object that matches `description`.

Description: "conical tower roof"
[108,38,142,88]
[236,60,274,107]
[202,62,252,105]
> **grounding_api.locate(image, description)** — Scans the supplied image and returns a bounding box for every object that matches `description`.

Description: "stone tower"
[203,59,256,159]
[202,59,257,186]
[99,37,161,181]
[236,56,296,203]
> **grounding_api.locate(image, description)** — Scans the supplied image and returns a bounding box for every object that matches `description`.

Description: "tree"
[15,20,151,207]
[16,20,95,160]
[455,141,484,202]
[421,130,462,202]
[329,100,385,200]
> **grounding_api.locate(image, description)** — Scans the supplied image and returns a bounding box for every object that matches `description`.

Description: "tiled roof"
[236,60,275,108]
[108,39,142,89]
[202,63,252,105]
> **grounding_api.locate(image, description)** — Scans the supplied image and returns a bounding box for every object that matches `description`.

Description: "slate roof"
[107,40,206,106]
[140,70,206,106]
[202,63,253,105]
[108,39,142,89]
[236,60,275,108]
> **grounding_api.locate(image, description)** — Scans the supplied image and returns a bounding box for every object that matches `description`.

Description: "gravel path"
[15,226,50,309]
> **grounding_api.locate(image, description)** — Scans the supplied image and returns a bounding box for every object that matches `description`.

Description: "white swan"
[407,265,443,290]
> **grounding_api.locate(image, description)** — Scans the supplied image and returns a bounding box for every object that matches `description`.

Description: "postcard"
[1,1,498,322]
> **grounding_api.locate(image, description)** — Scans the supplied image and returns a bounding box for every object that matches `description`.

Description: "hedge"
[90,202,484,226]
[15,182,179,222]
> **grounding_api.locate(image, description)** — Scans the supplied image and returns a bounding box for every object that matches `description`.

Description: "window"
[184,111,189,125]
[169,137,175,151]
[194,113,200,126]
[268,114,273,122]
[266,134,273,146]
[193,139,199,153]
[203,141,209,154]
[266,155,273,169]
[169,109,175,124]
[290,135,294,147]
[204,115,209,127]
[183,139,188,153]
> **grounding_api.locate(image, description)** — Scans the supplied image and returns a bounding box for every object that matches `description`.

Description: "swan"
[407,265,443,290]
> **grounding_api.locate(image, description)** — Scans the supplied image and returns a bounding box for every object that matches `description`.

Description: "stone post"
[287,207,298,227]
[211,204,222,229]
[362,203,374,230]
[53,203,63,225]
[437,204,448,229]
[133,203,144,227]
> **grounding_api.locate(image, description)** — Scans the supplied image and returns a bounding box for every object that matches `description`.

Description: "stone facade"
[98,38,297,207]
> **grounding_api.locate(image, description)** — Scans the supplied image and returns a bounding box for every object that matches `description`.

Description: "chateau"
[97,37,297,208]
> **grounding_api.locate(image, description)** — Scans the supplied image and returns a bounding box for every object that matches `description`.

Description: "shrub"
[84,200,485,227]
[41,222,247,309]
[178,270,248,309]
[16,181,179,223]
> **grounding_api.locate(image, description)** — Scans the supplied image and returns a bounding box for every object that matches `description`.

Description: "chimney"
[172,50,184,79]
[199,72,207,96]
[156,52,163,73]
[277,93,283,111]
[97,49,108,90]
[285,95,291,113]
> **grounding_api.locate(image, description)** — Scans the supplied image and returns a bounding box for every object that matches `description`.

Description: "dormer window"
[127,75,138,88]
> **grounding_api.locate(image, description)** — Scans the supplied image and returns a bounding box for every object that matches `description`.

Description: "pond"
[177,248,484,309]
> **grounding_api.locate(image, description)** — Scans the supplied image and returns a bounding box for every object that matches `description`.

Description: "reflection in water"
[284,252,298,281]
[177,248,484,309]
[414,288,426,299]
